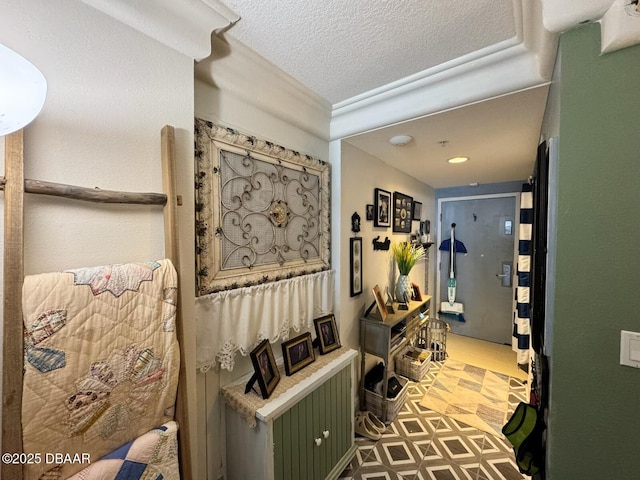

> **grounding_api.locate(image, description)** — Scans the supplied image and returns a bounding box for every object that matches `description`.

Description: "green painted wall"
[547,24,640,479]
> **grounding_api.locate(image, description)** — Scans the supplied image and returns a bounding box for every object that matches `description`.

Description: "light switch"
[620,330,640,368]
[630,339,640,362]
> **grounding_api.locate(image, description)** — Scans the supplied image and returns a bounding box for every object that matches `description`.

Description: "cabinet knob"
[323,430,330,439]
[315,438,322,447]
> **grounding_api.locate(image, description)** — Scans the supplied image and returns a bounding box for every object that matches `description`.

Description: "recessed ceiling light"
[388,135,413,146]
[447,156,469,164]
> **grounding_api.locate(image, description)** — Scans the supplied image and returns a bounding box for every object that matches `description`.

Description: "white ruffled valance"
[196,270,335,372]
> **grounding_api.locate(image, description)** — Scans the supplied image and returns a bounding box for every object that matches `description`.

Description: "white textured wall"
[194,34,332,480]
[0,0,197,470]
[194,33,438,478]
[339,142,436,376]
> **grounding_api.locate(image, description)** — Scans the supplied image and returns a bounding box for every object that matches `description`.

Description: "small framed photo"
[314,314,341,355]
[392,191,413,233]
[420,220,431,235]
[366,204,374,221]
[374,188,391,227]
[372,284,388,321]
[411,282,422,301]
[412,201,422,221]
[249,340,280,399]
[350,237,363,297]
[282,332,315,376]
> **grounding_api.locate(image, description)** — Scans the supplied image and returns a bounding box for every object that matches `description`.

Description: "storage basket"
[364,374,409,423]
[416,320,428,349]
[395,345,431,381]
[426,318,447,361]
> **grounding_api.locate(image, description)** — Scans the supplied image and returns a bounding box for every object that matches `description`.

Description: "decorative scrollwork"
[195,118,331,295]
[269,200,289,227]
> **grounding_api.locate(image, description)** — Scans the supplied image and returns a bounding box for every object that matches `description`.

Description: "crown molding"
[601,0,640,54]
[330,42,548,141]
[195,34,332,141]
[80,0,239,60]
[540,0,613,33]
[541,1,640,56]
[330,0,557,141]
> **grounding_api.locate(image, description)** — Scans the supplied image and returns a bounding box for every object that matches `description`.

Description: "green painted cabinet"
[273,365,352,480]
[224,349,358,480]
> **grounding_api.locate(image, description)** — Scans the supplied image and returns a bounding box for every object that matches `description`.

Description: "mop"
[439,223,466,322]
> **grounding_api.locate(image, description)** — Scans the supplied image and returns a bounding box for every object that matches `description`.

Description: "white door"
[437,195,517,344]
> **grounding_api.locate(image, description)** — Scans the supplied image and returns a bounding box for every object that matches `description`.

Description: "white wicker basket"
[395,345,431,381]
[364,374,409,423]
[426,318,447,361]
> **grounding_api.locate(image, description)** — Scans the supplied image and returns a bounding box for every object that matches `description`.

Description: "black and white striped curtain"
[512,183,532,365]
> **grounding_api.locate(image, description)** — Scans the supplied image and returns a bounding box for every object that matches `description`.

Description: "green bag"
[502,402,545,476]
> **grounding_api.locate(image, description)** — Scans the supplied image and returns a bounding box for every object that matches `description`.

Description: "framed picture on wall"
[374,188,391,227]
[392,191,413,233]
[350,237,363,296]
[366,204,374,221]
[412,201,422,221]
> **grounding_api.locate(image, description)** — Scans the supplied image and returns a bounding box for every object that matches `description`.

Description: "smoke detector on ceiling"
[388,135,413,146]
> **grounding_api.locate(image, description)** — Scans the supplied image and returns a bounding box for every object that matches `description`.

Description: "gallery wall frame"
[412,201,422,221]
[392,191,413,233]
[350,237,363,297]
[374,188,391,228]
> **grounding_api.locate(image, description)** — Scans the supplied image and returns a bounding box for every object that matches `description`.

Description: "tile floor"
[339,359,528,480]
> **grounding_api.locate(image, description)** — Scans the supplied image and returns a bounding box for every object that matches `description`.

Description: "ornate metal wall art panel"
[195,118,331,295]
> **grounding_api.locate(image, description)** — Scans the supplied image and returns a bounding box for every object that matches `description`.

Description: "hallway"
[340,334,528,479]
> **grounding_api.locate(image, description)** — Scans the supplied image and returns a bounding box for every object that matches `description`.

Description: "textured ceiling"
[78,1,626,190]
[222,0,516,104]
[211,1,607,189]
[344,86,549,188]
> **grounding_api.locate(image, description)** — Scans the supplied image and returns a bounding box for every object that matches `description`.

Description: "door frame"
[436,192,521,330]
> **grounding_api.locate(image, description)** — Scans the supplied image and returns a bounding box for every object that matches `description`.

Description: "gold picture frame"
[313,314,341,355]
[282,332,315,376]
[249,340,280,399]
[372,284,388,321]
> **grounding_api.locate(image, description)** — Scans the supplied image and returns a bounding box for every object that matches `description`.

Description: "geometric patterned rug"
[420,359,510,436]
[340,359,529,479]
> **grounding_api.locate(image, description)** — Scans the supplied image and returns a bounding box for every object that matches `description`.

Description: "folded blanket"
[21,260,180,480]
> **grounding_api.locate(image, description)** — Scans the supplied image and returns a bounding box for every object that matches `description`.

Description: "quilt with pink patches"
[21,259,180,480]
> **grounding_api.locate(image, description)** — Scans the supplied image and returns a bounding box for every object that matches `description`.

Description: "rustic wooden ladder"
[1,126,192,480]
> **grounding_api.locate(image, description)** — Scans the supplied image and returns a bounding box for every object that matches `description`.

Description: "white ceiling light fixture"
[447,156,469,164]
[388,134,413,146]
[0,42,47,136]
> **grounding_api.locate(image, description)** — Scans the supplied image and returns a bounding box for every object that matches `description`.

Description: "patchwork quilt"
[21,260,180,480]
[67,421,180,480]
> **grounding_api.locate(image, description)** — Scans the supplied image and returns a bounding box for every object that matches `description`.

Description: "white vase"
[395,274,411,302]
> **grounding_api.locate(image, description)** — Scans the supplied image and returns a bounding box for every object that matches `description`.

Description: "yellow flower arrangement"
[391,242,425,275]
